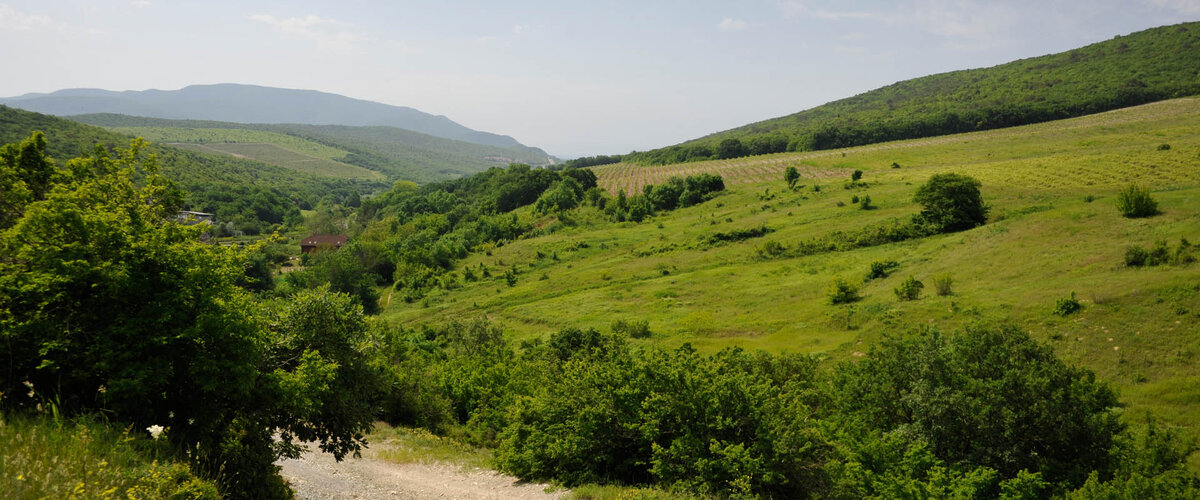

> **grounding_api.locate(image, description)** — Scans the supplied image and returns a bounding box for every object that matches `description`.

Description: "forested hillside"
[72,114,556,183]
[0,105,377,233]
[0,83,540,150]
[626,22,1200,165]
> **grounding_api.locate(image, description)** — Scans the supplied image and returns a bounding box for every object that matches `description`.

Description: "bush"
[894,276,925,301]
[913,173,988,233]
[1115,185,1158,218]
[1126,246,1149,266]
[1157,143,1171,151]
[1054,292,1083,316]
[828,278,862,304]
[612,319,652,339]
[785,166,800,188]
[860,195,873,210]
[866,260,900,280]
[933,274,954,296]
[851,169,864,181]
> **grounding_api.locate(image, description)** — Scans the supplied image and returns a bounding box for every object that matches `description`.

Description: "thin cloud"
[717,18,748,31]
[512,24,526,35]
[0,4,52,32]
[249,14,367,54]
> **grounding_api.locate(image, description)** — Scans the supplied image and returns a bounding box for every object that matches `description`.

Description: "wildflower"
[147,425,165,439]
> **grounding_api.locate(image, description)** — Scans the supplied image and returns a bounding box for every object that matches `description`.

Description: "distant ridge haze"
[0,83,543,153]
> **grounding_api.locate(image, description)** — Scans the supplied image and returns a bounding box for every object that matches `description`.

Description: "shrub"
[891,162,901,169]
[1126,246,1148,266]
[851,195,860,204]
[612,319,652,339]
[933,274,954,296]
[828,278,862,304]
[504,268,518,287]
[913,173,988,233]
[757,240,786,258]
[1083,194,1097,203]
[1157,143,1171,151]
[785,166,800,187]
[894,276,925,301]
[1115,185,1158,218]
[851,169,864,181]
[860,195,873,210]
[866,259,900,280]
[1054,292,1083,316]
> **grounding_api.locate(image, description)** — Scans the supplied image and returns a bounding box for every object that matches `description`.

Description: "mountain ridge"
[0,83,542,153]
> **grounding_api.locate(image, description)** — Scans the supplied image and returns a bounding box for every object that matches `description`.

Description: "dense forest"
[625,22,1200,165]
[0,105,378,234]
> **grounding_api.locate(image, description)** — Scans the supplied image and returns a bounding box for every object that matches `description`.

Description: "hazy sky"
[1,1,1197,157]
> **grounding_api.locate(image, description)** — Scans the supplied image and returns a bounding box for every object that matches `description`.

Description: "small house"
[301,234,348,253]
[176,211,215,225]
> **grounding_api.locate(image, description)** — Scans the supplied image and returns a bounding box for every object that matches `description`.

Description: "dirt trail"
[278,448,564,500]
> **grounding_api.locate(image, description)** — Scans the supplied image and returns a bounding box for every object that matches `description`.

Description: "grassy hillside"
[0,105,378,230]
[626,22,1200,165]
[73,114,556,183]
[381,98,1200,468]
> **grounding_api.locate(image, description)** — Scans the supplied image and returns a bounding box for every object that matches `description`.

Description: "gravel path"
[278,447,564,500]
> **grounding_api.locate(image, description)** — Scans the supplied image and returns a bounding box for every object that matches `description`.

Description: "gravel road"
[278,447,564,500]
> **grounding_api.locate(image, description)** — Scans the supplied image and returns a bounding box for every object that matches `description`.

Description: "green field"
[382,97,1200,468]
[111,126,383,179]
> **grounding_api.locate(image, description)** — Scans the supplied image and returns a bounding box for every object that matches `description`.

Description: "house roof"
[301,234,348,246]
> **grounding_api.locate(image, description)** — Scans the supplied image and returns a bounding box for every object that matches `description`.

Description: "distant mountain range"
[0,83,543,153]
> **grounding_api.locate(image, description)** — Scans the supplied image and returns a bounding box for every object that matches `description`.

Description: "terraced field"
[112,126,383,180]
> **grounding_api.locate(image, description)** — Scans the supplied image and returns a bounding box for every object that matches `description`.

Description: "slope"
[626,21,1200,165]
[0,104,377,229]
[381,98,1200,467]
[71,114,556,183]
[0,83,544,151]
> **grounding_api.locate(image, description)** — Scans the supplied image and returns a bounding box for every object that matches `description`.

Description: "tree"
[913,173,988,233]
[1115,184,1158,218]
[716,138,748,159]
[833,325,1123,487]
[0,135,379,498]
[784,166,801,188]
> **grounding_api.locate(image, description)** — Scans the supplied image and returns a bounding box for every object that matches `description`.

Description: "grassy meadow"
[110,126,383,180]
[381,97,1200,468]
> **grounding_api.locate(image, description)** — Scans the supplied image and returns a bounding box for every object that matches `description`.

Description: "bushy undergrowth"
[371,321,1198,499]
[0,414,218,499]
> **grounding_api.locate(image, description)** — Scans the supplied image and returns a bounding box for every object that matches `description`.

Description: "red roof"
[301,234,348,247]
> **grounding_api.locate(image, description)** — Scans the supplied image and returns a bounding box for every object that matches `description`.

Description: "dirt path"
[278,448,564,500]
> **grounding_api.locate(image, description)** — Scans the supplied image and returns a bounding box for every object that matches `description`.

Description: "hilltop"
[0,83,549,153]
[625,22,1200,165]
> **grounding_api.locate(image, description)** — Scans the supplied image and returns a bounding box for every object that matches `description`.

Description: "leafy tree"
[716,138,748,159]
[833,325,1123,487]
[784,166,800,188]
[913,173,988,233]
[0,135,379,498]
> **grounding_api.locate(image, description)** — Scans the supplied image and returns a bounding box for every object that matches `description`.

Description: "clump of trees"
[0,134,382,498]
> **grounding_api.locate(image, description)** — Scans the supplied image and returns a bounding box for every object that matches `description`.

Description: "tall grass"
[0,413,217,499]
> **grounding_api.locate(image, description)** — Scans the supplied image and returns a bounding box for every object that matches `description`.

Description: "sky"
[0,1,1198,157]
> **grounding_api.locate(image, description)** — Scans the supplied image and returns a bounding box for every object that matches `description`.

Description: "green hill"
[375,98,1200,471]
[0,105,377,232]
[71,114,556,183]
[626,22,1200,165]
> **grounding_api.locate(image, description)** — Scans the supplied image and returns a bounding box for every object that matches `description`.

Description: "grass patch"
[367,423,494,470]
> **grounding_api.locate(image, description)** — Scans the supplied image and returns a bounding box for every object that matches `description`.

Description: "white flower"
[147,425,165,439]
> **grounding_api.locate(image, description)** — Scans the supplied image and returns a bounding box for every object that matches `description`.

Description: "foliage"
[625,22,1200,164]
[851,169,863,181]
[859,194,873,210]
[833,325,1123,487]
[612,319,652,339]
[0,134,380,498]
[894,276,925,301]
[1054,292,1083,316]
[785,166,800,188]
[866,260,900,280]
[1115,184,1159,218]
[563,154,623,169]
[913,173,988,233]
[827,278,862,305]
[705,225,774,245]
[0,414,219,499]
[933,274,954,296]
